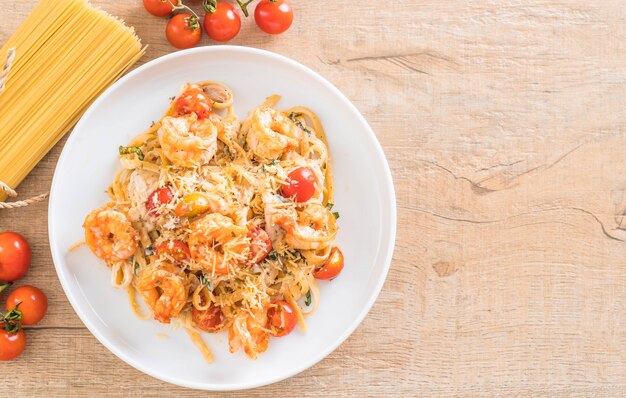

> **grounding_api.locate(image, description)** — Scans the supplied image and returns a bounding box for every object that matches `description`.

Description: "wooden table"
[2,1,626,396]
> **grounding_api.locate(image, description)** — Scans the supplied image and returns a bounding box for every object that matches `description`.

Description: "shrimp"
[83,205,139,262]
[228,306,270,359]
[136,265,187,324]
[271,203,337,250]
[244,107,306,161]
[188,213,250,275]
[158,113,217,167]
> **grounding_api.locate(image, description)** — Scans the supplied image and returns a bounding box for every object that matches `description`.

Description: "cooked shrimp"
[188,213,250,275]
[158,113,217,167]
[136,266,187,323]
[83,205,139,262]
[245,107,306,161]
[228,306,270,359]
[272,203,337,250]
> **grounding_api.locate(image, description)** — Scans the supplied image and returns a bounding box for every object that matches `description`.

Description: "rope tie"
[0,48,49,209]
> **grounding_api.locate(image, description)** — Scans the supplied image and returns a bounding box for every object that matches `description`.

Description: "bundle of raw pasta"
[0,0,145,202]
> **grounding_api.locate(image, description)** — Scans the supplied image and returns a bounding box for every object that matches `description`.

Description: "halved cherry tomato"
[155,240,191,262]
[267,300,296,337]
[204,2,241,42]
[247,226,271,264]
[313,246,344,280]
[166,13,202,50]
[254,0,293,35]
[175,87,212,119]
[281,167,316,202]
[192,305,225,332]
[0,232,31,282]
[0,328,26,361]
[143,0,178,17]
[146,186,175,216]
[5,286,48,326]
[175,193,212,218]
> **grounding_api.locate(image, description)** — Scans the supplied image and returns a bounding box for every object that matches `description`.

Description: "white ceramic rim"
[48,45,396,391]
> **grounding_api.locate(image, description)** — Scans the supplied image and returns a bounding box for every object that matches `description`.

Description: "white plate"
[48,46,396,391]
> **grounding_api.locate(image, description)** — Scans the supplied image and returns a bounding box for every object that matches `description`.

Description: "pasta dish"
[81,81,344,361]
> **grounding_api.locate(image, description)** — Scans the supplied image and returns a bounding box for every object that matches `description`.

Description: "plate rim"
[48,45,397,391]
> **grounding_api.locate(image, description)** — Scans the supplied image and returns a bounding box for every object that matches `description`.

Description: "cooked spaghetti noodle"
[82,81,342,361]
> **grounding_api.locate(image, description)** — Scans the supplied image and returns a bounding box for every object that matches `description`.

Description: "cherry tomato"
[166,14,202,50]
[5,286,48,326]
[192,305,225,332]
[281,167,317,202]
[254,0,293,35]
[267,300,296,337]
[0,232,31,282]
[247,226,272,264]
[143,0,178,17]
[155,240,191,262]
[0,328,26,361]
[313,246,344,280]
[175,193,212,218]
[175,87,212,119]
[146,186,175,216]
[204,2,241,42]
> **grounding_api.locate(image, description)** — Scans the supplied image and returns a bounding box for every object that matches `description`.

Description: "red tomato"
[204,2,241,42]
[143,0,178,17]
[192,305,225,332]
[155,240,191,262]
[281,167,317,202]
[175,87,212,119]
[166,14,202,50]
[146,186,175,216]
[254,0,293,35]
[0,328,26,361]
[313,246,344,280]
[5,286,48,326]
[267,300,296,337]
[247,226,272,264]
[0,232,31,282]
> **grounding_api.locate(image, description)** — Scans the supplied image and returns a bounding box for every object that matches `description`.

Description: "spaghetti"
[0,0,145,201]
[82,81,342,361]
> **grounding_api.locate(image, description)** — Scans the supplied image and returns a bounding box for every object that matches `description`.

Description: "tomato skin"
[267,300,296,337]
[247,226,272,264]
[281,167,317,202]
[313,246,344,280]
[166,14,202,50]
[146,186,175,216]
[155,240,191,262]
[175,193,212,218]
[0,232,31,282]
[0,328,26,361]
[254,0,293,35]
[204,2,241,42]
[192,305,225,332]
[175,87,212,119]
[5,286,48,326]
[143,0,178,17]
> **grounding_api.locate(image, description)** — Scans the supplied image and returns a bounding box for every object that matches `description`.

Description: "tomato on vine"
[254,0,293,34]
[143,0,179,17]
[166,13,202,49]
[204,2,241,42]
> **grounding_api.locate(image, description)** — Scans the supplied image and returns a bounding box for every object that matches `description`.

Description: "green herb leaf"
[305,290,312,306]
[145,245,155,256]
[134,262,140,276]
[268,250,278,261]
[325,202,334,210]
[119,146,145,161]
[332,211,340,219]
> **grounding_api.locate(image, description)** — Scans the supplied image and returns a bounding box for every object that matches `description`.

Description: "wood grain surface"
[2,0,626,396]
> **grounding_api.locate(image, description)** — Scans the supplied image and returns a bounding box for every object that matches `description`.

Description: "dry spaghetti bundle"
[0,0,145,201]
